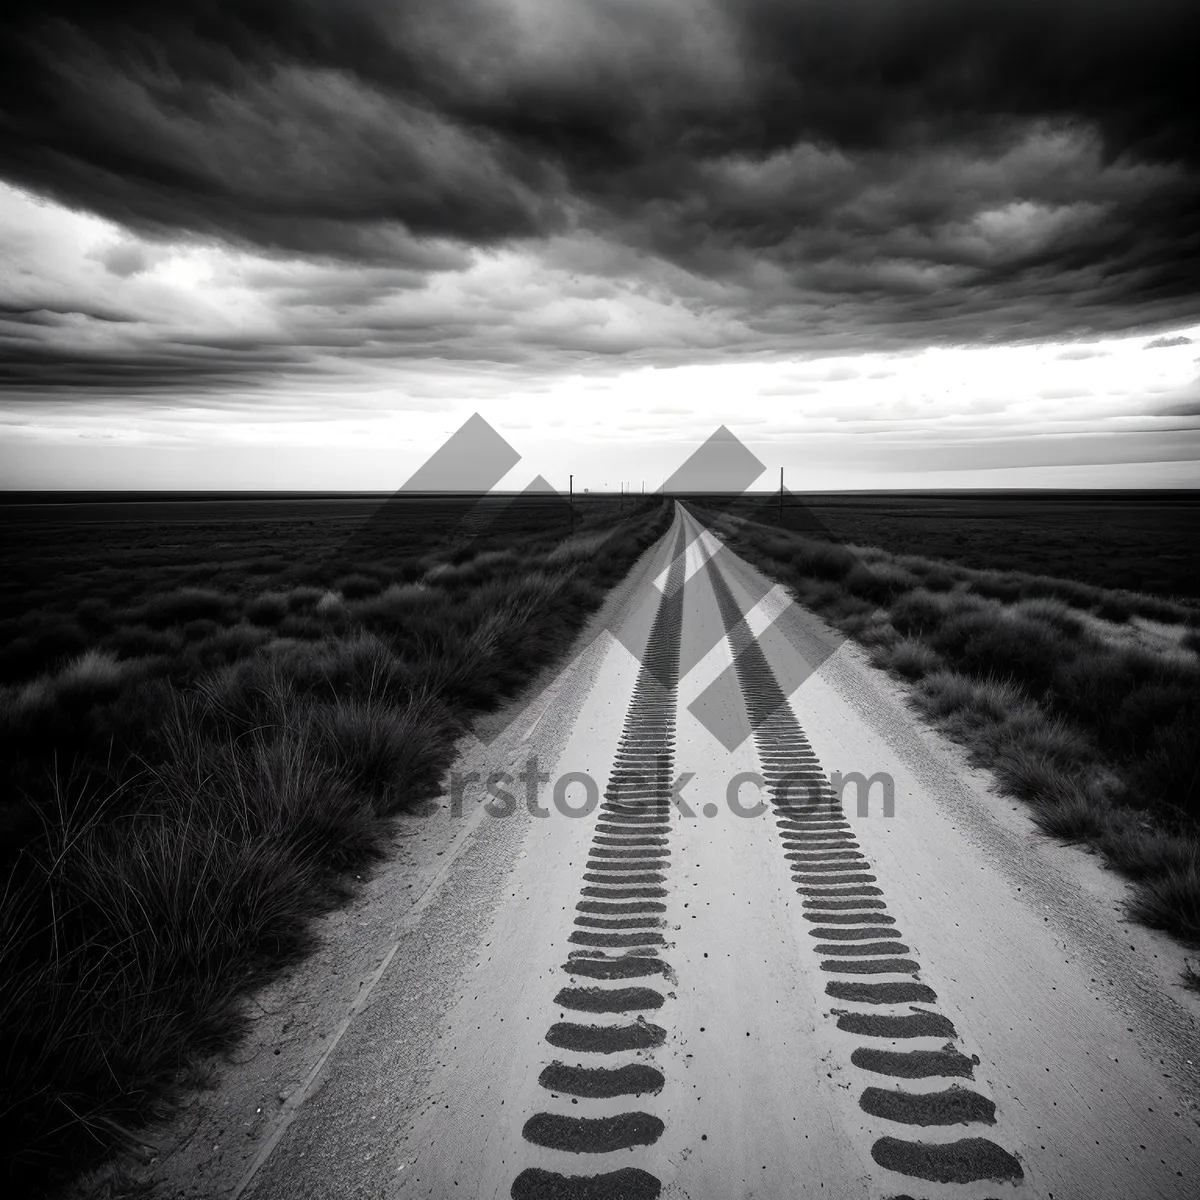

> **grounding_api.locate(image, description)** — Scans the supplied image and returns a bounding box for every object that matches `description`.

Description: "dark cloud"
[1145,335,1193,348]
[1,0,1198,388]
[0,309,308,395]
[0,301,131,326]
[92,241,165,278]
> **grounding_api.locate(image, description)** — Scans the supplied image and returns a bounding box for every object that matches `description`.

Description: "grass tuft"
[1126,854,1200,945]
[245,592,288,626]
[57,649,125,692]
[311,692,460,814]
[314,589,344,615]
[869,637,942,680]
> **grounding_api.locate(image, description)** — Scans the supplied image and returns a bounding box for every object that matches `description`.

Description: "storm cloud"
[1,0,1198,397]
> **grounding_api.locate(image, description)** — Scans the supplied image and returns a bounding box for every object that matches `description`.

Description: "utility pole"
[620,482,624,514]
[569,474,574,532]
[779,466,784,524]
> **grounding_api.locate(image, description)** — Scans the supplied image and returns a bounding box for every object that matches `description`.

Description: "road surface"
[150,503,1200,1200]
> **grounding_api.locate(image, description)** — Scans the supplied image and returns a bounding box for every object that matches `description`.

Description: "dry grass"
[0,500,672,1191]
[544,530,616,564]
[869,637,942,680]
[1127,855,1200,943]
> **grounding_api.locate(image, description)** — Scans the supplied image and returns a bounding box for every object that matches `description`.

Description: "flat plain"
[1,490,1197,1198]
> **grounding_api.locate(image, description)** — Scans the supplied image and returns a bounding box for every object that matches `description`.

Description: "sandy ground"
[137,504,1200,1200]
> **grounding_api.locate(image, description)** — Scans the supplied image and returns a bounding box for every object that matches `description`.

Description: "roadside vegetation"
[692,502,1200,963]
[719,490,1200,601]
[0,495,670,1191]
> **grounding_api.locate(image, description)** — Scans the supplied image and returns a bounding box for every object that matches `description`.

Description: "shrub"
[852,616,896,646]
[2,676,58,723]
[989,708,1091,766]
[1013,597,1086,636]
[916,565,955,592]
[1127,854,1200,944]
[310,693,459,813]
[0,621,89,682]
[282,586,327,613]
[872,638,942,680]
[1055,645,1199,754]
[469,548,519,571]
[193,623,270,662]
[545,533,611,564]
[74,598,114,633]
[842,560,921,604]
[193,656,298,738]
[314,590,345,616]
[890,589,961,636]
[929,608,1073,696]
[176,718,382,868]
[351,582,445,624]
[245,592,289,627]
[333,573,384,600]
[1031,785,1114,843]
[141,588,236,629]
[989,743,1081,805]
[1020,574,1106,611]
[182,618,222,643]
[1110,678,1196,757]
[423,560,476,585]
[314,633,418,697]
[793,539,858,582]
[278,614,325,640]
[57,650,125,695]
[970,571,1025,603]
[1095,597,1133,623]
[1094,808,1196,880]
[105,624,178,660]
[917,670,1031,725]
[1124,702,1200,829]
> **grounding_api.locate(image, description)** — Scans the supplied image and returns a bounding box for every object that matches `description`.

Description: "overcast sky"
[2,0,1198,491]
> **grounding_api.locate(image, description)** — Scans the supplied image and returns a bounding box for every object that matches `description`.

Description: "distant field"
[0,492,624,683]
[710,490,1199,602]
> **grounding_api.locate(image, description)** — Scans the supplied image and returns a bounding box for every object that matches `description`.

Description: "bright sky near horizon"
[2,2,1198,492]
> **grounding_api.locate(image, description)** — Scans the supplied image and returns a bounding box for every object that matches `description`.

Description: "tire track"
[703,554,1026,1191]
[511,527,688,1200]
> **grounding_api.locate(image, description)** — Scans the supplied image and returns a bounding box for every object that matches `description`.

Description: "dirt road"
[150,504,1200,1200]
